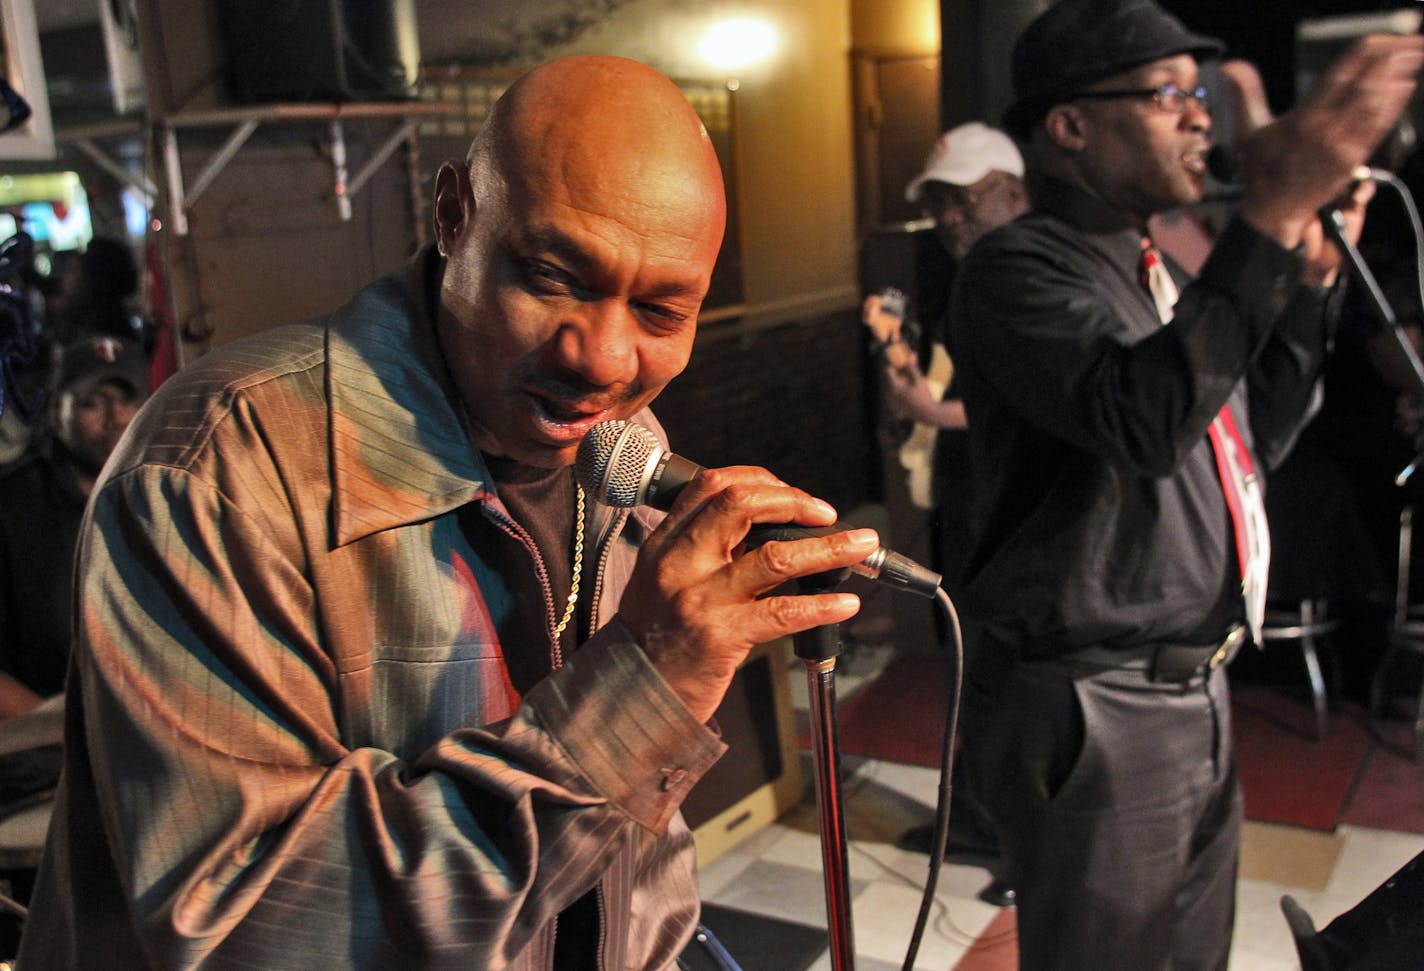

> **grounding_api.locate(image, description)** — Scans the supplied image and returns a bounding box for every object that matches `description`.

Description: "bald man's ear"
[1043,105,1089,152]
[433,160,472,258]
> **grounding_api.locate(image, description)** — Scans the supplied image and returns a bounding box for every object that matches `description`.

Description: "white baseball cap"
[904,122,1025,202]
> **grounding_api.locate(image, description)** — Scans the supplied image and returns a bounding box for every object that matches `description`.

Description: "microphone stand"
[1320,207,1424,485]
[794,570,856,971]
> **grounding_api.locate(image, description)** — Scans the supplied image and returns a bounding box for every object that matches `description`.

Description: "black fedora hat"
[1003,0,1223,139]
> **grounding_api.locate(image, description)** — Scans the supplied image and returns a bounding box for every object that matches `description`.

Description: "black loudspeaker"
[682,640,803,865]
[217,0,421,104]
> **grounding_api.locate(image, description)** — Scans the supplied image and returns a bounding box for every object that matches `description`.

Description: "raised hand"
[616,466,876,723]
[1225,34,1423,256]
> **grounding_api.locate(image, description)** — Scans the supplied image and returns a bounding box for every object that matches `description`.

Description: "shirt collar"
[327,246,491,546]
[1032,175,1149,274]
[325,247,668,548]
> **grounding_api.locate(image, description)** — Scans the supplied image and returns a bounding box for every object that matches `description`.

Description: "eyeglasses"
[1064,84,1209,114]
[922,172,1006,216]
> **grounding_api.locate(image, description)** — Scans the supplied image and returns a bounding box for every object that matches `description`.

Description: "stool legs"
[1260,598,1338,741]
[1299,600,1330,742]
[1371,504,1424,761]
[1415,673,1424,763]
[1370,631,1424,761]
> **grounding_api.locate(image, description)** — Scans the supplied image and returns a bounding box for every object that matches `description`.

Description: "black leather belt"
[1059,626,1247,684]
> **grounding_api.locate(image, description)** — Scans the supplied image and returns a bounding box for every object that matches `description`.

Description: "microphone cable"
[576,416,971,967]
[1364,168,1424,340]
[899,584,964,971]
[1341,168,1424,487]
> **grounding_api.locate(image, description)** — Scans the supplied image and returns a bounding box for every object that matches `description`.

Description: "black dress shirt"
[947,178,1334,658]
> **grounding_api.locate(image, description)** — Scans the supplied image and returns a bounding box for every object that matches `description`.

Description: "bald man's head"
[478,59,719,186]
[432,56,727,468]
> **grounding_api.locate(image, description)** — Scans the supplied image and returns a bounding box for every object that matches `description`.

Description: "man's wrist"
[1235,198,1312,254]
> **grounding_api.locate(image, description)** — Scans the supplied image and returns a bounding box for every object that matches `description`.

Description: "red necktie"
[1141,238,1269,642]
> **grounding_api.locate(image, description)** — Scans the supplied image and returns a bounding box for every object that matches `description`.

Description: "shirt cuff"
[1196,217,1307,346]
[525,624,728,833]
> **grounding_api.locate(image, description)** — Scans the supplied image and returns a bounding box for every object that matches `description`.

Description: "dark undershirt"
[480,453,597,967]
[481,454,584,660]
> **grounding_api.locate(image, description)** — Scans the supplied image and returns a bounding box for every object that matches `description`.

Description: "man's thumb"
[1220,59,1273,135]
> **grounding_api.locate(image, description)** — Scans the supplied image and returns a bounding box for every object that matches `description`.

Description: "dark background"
[1161,1,1423,111]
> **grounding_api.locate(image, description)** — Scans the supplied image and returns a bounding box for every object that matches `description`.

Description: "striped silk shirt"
[19,248,726,970]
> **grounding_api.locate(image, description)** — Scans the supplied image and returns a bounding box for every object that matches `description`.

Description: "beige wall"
[126,0,871,349]
[714,3,857,311]
[6,0,939,563]
[134,0,424,350]
[423,0,862,323]
[851,0,940,54]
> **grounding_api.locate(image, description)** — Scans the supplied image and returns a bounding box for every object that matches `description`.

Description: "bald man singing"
[19,56,877,970]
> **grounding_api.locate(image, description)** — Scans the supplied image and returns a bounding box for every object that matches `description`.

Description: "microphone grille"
[575,419,660,507]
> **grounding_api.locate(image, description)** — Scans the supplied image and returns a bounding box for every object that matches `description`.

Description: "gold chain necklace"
[552,483,585,639]
[449,396,584,640]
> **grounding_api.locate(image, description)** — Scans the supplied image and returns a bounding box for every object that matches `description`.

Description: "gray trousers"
[961,648,1241,971]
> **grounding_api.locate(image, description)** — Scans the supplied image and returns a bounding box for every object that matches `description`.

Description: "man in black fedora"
[946,0,1423,967]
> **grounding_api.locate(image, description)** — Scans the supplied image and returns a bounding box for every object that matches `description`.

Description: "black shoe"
[896,822,1000,861]
[977,879,1016,908]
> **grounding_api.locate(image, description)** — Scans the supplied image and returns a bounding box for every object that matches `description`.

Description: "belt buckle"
[1208,626,1246,671]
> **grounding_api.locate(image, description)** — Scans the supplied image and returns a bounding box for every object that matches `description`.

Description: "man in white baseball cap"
[862,123,1030,909]
[865,121,1029,503]
[904,122,1028,260]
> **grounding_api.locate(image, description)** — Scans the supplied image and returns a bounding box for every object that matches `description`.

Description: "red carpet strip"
[951,907,1017,971]
[1230,683,1373,831]
[1340,719,1424,835]
[821,653,1423,834]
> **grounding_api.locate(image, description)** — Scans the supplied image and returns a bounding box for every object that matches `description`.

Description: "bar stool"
[1259,599,1340,741]
[1370,504,1424,761]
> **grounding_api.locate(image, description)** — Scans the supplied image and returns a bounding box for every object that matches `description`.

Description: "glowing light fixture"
[698,17,778,71]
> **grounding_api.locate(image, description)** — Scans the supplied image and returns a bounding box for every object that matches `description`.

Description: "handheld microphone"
[1205,144,1239,188]
[575,419,943,598]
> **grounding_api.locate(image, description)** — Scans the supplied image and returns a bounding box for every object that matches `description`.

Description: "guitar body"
[898,343,952,509]
[864,288,956,511]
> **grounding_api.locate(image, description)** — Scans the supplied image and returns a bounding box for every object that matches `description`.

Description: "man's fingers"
[1347,33,1424,85]
[636,466,860,598]
[673,468,839,538]
[1307,35,1424,137]
[735,589,865,645]
[1344,175,1378,211]
[618,467,886,722]
[669,479,879,598]
[733,526,881,598]
[1232,33,1423,248]
[639,465,800,555]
